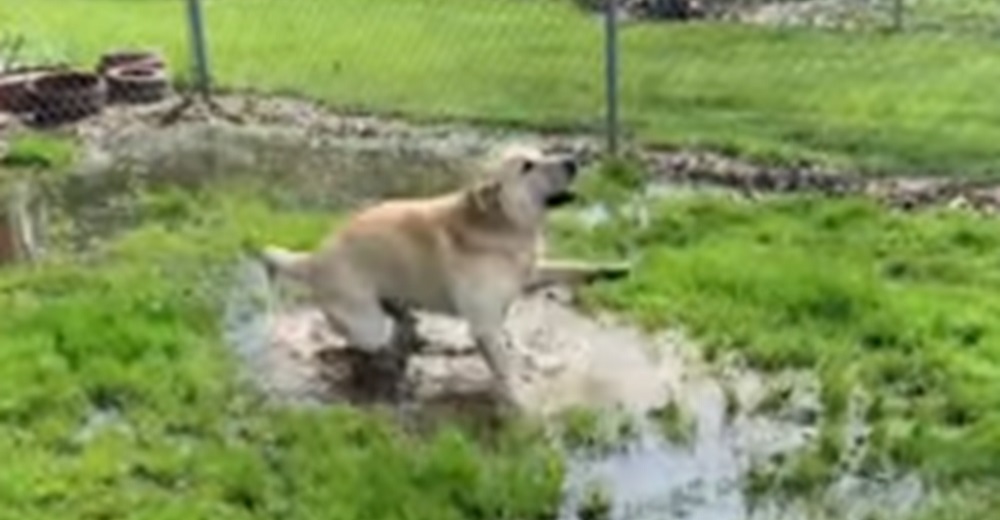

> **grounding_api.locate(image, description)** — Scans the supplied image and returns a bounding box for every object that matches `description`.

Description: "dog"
[255,144,629,405]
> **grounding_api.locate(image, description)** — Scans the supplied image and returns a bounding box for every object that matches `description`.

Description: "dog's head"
[469,144,580,229]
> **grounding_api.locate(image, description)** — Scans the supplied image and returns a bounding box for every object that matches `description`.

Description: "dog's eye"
[520,160,535,174]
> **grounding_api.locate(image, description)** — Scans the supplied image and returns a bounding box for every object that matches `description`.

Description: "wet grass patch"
[550,162,1000,510]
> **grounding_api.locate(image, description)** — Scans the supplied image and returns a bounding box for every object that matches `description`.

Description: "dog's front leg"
[471,326,519,410]
[524,259,632,293]
[457,288,520,409]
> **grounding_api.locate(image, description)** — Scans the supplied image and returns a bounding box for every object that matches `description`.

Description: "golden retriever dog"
[256,143,629,405]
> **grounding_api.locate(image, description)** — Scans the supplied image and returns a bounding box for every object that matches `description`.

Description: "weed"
[753,382,794,416]
[577,481,612,520]
[721,382,741,423]
[555,405,636,454]
[743,463,776,504]
[817,420,845,468]
[649,399,697,447]
[857,419,891,478]
[556,406,605,451]
[776,448,837,499]
[819,362,853,424]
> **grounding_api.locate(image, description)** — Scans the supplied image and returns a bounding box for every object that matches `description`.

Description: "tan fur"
[258,143,587,405]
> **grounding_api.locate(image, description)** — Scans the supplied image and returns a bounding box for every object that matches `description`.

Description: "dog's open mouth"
[545,191,578,208]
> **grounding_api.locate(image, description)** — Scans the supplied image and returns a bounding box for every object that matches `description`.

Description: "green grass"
[648,399,697,446]
[0,183,564,520]
[554,405,638,454]
[553,175,1000,488]
[6,0,1000,175]
[576,482,612,520]
[1,132,77,171]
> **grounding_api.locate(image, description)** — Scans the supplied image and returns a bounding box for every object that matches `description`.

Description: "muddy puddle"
[223,252,925,520]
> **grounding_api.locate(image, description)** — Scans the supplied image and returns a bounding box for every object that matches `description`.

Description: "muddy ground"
[50,93,1000,215]
[1,92,974,519]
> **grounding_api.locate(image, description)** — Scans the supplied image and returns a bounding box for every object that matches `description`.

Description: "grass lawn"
[6,0,1000,175]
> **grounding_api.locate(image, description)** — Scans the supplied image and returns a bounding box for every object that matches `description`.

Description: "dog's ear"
[470,180,503,213]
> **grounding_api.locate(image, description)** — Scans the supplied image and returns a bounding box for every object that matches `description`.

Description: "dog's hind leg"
[318,296,393,352]
[314,297,412,397]
[380,298,423,356]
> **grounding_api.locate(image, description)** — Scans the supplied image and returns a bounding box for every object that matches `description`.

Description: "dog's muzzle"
[544,159,580,208]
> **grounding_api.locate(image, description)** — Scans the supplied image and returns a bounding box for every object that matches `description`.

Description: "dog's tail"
[244,239,312,282]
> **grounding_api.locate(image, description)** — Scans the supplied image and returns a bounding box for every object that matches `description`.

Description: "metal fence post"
[604,0,620,157]
[891,0,904,32]
[185,0,212,98]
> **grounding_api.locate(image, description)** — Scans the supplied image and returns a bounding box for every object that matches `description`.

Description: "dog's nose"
[563,159,578,178]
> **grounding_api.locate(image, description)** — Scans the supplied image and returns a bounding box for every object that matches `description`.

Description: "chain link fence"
[3,0,1000,172]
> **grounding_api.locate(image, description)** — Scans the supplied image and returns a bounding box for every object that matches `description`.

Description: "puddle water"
[223,256,926,520]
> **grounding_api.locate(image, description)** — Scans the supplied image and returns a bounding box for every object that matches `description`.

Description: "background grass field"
[6,0,1000,175]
